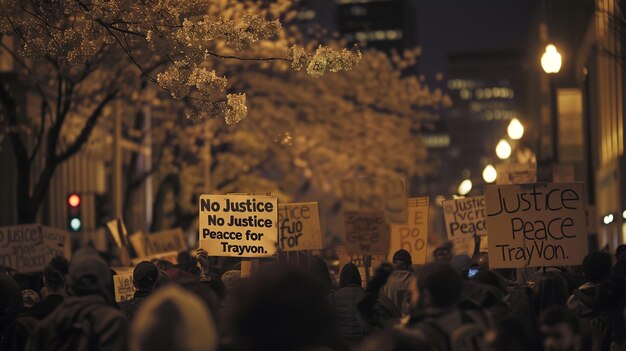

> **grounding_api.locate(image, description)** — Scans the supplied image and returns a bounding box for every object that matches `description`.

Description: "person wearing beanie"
[130,285,218,351]
[27,247,128,351]
[120,261,159,321]
[379,249,415,317]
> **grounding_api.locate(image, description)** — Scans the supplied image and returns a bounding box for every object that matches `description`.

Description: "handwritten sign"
[338,245,385,286]
[388,197,429,264]
[0,225,71,273]
[106,218,128,248]
[340,178,407,224]
[277,202,323,252]
[130,229,187,257]
[443,196,488,239]
[113,273,136,303]
[199,194,277,257]
[485,183,588,268]
[343,210,389,255]
[496,163,537,185]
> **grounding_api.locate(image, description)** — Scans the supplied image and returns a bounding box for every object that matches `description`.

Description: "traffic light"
[67,193,82,232]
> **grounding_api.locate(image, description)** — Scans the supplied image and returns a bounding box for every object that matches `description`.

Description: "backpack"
[418,311,487,351]
[28,304,99,351]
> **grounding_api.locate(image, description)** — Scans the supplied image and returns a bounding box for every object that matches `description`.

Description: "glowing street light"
[541,44,562,74]
[507,118,524,140]
[482,164,497,183]
[495,139,512,159]
[458,179,472,196]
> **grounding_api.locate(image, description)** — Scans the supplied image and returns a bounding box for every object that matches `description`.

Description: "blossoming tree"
[0,0,359,223]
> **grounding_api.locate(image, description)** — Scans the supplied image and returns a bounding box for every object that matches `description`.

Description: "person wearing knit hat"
[27,248,128,351]
[131,285,218,351]
[120,261,159,321]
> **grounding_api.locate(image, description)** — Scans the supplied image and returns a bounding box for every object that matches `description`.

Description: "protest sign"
[443,196,488,239]
[113,273,136,303]
[106,218,128,248]
[496,163,537,185]
[199,194,278,257]
[0,225,71,273]
[278,202,323,252]
[340,178,407,224]
[131,250,178,265]
[485,182,588,268]
[388,197,429,264]
[338,245,385,287]
[343,210,389,255]
[130,229,188,257]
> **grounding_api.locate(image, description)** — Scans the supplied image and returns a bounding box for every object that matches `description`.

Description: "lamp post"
[541,43,562,163]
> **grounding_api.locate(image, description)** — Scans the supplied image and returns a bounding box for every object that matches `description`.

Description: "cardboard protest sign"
[496,163,537,185]
[388,197,429,265]
[0,225,71,273]
[343,210,390,255]
[443,196,488,239]
[113,273,136,303]
[131,250,178,265]
[340,178,407,224]
[199,194,278,257]
[106,218,128,248]
[485,183,588,268]
[130,229,188,257]
[277,202,323,251]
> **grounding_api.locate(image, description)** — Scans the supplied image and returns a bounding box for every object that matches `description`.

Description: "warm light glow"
[622,210,626,219]
[603,214,614,225]
[482,164,497,183]
[507,118,524,140]
[495,139,512,159]
[458,179,473,196]
[68,194,81,207]
[541,44,562,74]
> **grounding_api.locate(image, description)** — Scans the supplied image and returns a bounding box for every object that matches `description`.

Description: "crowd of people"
[1,244,626,351]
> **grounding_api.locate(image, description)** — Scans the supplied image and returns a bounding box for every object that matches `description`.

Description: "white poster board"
[485,183,588,268]
[199,194,278,257]
[113,272,136,303]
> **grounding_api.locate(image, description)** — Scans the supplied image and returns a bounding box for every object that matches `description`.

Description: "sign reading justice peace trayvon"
[0,225,71,273]
[199,194,278,257]
[277,202,323,251]
[485,183,587,268]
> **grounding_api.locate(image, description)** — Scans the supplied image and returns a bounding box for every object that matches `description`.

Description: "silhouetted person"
[568,252,612,318]
[616,245,626,262]
[406,262,490,351]
[379,249,414,316]
[30,256,68,319]
[120,261,158,321]
[539,307,583,351]
[533,271,569,315]
[0,272,36,351]
[27,247,128,351]
[131,285,218,351]
[330,263,366,345]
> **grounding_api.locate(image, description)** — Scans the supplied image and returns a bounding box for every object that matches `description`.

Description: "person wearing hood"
[330,263,367,345]
[27,247,129,351]
[130,285,218,351]
[379,249,415,317]
[29,256,69,320]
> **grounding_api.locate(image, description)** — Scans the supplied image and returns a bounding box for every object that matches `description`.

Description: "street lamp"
[507,118,524,140]
[458,179,472,196]
[482,164,497,183]
[496,139,512,160]
[541,44,562,74]
[541,43,561,163]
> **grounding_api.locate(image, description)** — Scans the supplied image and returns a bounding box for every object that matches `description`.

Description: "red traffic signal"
[68,194,81,207]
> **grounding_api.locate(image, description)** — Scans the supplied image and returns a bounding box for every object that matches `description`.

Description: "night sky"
[416,0,534,80]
